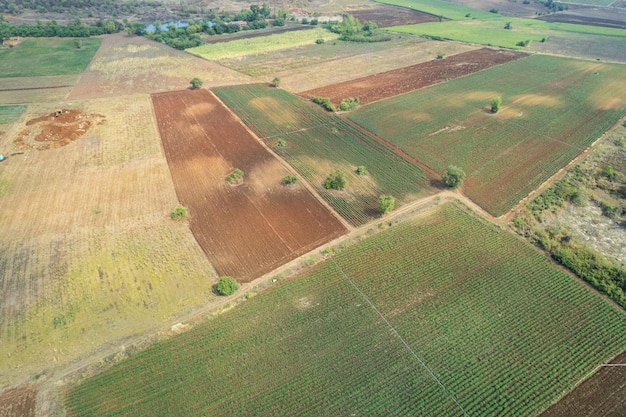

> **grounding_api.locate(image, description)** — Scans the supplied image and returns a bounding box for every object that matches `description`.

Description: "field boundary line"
[330,257,471,417]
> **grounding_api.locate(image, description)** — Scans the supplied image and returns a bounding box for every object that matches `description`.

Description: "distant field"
[0,38,101,77]
[213,84,433,226]
[0,105,25,123]
[65,203,626,416]
[558,0,615,5]
[187,28,339,61]
[349,55,626,216]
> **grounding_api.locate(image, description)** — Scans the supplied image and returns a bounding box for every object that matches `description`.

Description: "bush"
[516,40,531,47]
[491,96,502,113]
[315,38,325,44]
[189,77,203,89]
[216,276,239,296]
[226,168,244,184]
[282,175,298,185]
[356,165,367,175]
[442,165,465,188]
[275,139,287,147]
[489,8,499,13]
[339,97,359,111]
[170,205,188,220]
[601,165,617,181]
[436,53,444,59]
[378,195,395,214]
[324,170,346,190]
[271,77,280,87]
[311,96,336,112]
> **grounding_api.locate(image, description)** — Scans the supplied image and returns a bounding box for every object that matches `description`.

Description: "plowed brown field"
[300,48,526,106]
[349,4,441,27]
[152,89,346,282]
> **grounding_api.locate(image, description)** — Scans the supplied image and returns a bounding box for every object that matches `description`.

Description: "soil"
[152,89,346,282]
[299,48,527,107]
[13,109,105,150]
[0,386,36,417]
[536,6,626,30]
[348,4,441,27]
[540,350,626,417]
[445,0,548,18]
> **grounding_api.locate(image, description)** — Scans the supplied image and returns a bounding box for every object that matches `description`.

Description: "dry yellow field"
[0,94,217,384]
[0,75,79,105]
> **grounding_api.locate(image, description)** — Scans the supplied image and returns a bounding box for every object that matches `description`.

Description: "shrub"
[226,168,244,184]
[436,53,444,59]
[489,8,499,13]
[216,276,239,296]
[601,165,617,181]
[282,175,298,185]
[516,40,531,47]
[442,165,465,188]
[324,170,346,190]
[271,77,281,87]
[504,22,512,30]
[315,38,325,44]
[378,195,395,214]
[170,205,188,220]
[339,97,359,111]
[491,96,502,113]
[275,139,287,147]
[356,165,367,175]
[189,77,203,89]
[311,96,336,112]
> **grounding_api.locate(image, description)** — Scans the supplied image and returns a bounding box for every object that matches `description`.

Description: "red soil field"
[0,386,36,417]
[300,48,527,107]
[349,4,441,27]
[152,89,346,282]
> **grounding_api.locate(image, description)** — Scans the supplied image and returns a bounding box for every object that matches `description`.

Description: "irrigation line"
[330,257,470,417]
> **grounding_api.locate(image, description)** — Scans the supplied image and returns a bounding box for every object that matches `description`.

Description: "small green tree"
[282,175,298,185]
[339,97,359,111]
[271,77,281,87]
[216,276,239,296]
[442,165,465,189]
[356,165,367,175]
[601,165,617,181]
[190,77,203,89]
[170,205,187,220]
[324,170,346,190]
[490,96,502,113]
[504,22,512,30]
[275,139,287,147]
[226,168,244,184]
[378,195,395,214]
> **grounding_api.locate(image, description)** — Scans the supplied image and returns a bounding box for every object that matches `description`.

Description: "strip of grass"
[0,38,101,78]
[65,203,626,416]
[187,27,339,60]
[0,105,25,123]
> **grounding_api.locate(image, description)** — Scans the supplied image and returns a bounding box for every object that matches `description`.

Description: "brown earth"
[541,350,626,417]
[13,109,105,150]
[152,89,347,282]
[537,11,626,29]
[0,386,36,417]
[348,4,441,27]
[300,48,527,106]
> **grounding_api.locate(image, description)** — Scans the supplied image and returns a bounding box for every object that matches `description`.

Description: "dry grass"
[0,94,216,384]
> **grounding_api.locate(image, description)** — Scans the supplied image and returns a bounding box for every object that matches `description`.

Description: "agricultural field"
[0,105,25,124]
[349,54,626,216]
[152,89,346,281]
[64,203,626,416]
[68,33,251,100]
[349,3,441,26]
[186,27,339,61]
[213,84,433,226]
[0,94,216,384]
[537,8,626,30]
[300,48,526,107]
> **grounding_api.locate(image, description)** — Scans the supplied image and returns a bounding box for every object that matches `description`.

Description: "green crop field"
[65,203,626,416]
[0,105,25,123]
[349,55,626,216]
[0,38,101,78]
[214,84,432,226]
[186,28,338,61]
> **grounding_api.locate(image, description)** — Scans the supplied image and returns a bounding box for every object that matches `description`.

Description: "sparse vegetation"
[282,175,298,185]
[356,165,367,175]
[170,205,188,220]
[324,170,346,190]
[442,165,465,188]
[226,168,244,185]
[275,139,287,147]
[216,276,239,296]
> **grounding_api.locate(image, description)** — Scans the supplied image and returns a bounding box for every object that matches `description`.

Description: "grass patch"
[187,28,339,61]
[65,203,626,416]
[0,105,26,123]
[0,38,101,78]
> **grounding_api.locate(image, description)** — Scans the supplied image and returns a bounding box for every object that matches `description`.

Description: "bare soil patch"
[348,4,441,27]
[541,350,626,417]
[152,89,346,282]
[300,48,527,106]
[13,109,105,150]
[0,386,36,417]
[536,6,626,29]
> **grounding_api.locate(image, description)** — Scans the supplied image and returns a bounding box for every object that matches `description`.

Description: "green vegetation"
[187,28,338,60]
[311,96,337,112]
[189,77,203,89]
[324,170,347,190]
[225,168,244,185]
[0,105,25,123]
[169,206,187,221]
[216,276,239,296]
[490,96,502,113]
[275,139,287,148]
[339,97,359,111]
[349,55,626,216]
[65,203,626,416]
[282,175,298,185]
[0,38,101,78]
[442,165,465,188]
[213,84,432,226]
[378,194,395,214]
[145,25,202,50]
[328,14,391,42]
[356,165,367,175]
[271,77,281,87]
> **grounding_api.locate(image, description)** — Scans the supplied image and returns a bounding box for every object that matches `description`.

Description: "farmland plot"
[152,89,346,282]
[349,55,626,216]
[65,203,626,416]
[0,95,216,384]
[213,84,433,226]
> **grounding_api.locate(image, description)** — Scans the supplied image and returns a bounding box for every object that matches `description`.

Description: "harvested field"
[152,89,346,282]
[537,11,626,29]
[528,31,626,63]
[541,351,626,417]
[0,386,36,417]
[349,4,441,27]
[68,33,251,100]
[300,48,527,106]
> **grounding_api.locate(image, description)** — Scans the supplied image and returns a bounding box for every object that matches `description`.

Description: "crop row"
[65,204,626,416]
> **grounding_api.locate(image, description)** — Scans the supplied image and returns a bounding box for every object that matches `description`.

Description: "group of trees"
[328,14,391,42]
[0,16,121,39]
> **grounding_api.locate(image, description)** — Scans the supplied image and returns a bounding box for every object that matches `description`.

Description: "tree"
[442,165,465,188]
[282,175,298,185]
[216,276,239,296]
[226,168,244,184]
[504,22,512,30]
[324,170,346,190]
[490,96,502,113]
[190,77,203,89]
[356,165,367,175]
[378,195,395,214]
[170,205,187,220]
[271,77,281,87]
